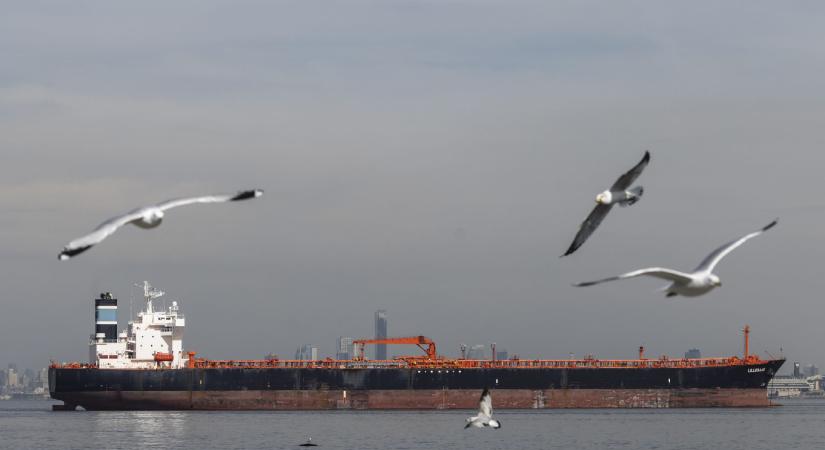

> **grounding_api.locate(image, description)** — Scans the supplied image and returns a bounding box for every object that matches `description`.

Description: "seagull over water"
[563,151,650,256]
[573,219,778,297]
[298,437,318,447]
[465,388,501,430]
[58,189,263,260]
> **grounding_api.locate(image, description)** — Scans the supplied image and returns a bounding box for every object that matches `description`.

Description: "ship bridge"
[89,281,188,369]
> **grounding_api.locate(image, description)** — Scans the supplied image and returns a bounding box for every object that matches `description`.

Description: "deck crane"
[353,336,438,360]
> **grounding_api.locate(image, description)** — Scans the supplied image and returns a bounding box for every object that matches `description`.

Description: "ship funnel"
[95,292,117,341]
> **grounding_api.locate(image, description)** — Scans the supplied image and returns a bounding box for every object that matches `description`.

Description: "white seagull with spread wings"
[58,189,263,260]
[563,151,650,256]
[573,219,778,297]
[465,388,501,429]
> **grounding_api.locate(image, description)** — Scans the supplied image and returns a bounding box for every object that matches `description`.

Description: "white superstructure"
[767,375,824,398]
[89,281,188,369]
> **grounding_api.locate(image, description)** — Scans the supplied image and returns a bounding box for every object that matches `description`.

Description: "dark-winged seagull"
[58,189,263,260]
[465,388,501,429]
[563,151,650,256]
[573,219,778,297]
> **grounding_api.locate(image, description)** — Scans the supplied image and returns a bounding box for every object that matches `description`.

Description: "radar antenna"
[141,281,165,313]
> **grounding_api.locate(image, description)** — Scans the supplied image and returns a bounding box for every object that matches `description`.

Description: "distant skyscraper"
[467,344,486,360]
[336,337,354,360]
[793,362,801,378]
[5,367,19,388]
[685,348,701,359]
[374,309,387,360]
[295,344,318,361]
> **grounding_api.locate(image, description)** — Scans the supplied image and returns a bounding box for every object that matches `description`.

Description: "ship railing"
[188,359,416,369]
[49,355,770,370]
[443,356,761,369]
[88,335,119,344]
[181,355,768,370]
[49,362,98,369]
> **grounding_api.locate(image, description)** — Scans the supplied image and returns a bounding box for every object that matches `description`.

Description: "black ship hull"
[49,359,784,410]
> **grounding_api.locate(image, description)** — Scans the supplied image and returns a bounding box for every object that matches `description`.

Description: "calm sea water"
[1,399,824,450]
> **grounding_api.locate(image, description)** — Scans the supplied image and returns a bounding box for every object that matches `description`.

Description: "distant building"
[22,369,35,390]
[0,366,51,395]
[5,368,19,389]
[793,362,802,378]
[295,345,318,361]
[467,344,486,360]
[805,364,820,377]
[374,310,388,360]
[336,337,354,360]
[768,376,814,398]
[685,348,701,359]
[495,350,509,360]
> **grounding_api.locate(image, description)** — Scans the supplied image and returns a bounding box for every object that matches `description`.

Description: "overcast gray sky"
[2,1,825,371]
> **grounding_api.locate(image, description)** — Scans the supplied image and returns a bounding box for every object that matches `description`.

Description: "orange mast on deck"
[743,325,750,360]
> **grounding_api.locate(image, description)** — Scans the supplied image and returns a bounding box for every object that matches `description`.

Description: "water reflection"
[6,399,825,450]
[89,411,188,448]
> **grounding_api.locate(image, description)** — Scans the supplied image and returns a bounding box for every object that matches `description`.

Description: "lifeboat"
[153,352,174,362]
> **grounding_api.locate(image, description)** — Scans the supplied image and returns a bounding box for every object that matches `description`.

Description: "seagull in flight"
[58,189,263,260]
[563,151,650,256]
[573,219,777,297]
[465,388,501,430]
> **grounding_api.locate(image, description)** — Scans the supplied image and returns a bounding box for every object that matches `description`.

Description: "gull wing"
[610,151,650,191]
[574,267,694,287]
[155,189,263,212]
[563,203,613,256]
[479,388,492,418]
[58,207,147,260]
[693,219,778,273]
[58,189,263,260]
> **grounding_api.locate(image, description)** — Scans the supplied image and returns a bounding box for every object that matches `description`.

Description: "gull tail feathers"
[622,186,644,207]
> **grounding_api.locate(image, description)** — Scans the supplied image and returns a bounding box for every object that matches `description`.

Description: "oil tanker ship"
[49,282,784,410]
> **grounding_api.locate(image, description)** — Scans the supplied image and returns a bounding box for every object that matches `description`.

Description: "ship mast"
[142,281,165,313]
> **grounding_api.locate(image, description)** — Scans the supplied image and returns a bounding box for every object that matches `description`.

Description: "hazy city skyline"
[2,2,825,371]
